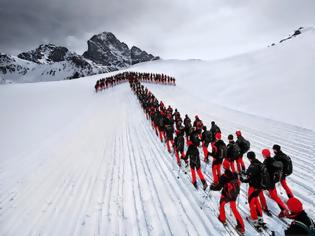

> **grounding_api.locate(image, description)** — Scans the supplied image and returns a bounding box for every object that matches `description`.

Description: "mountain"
[83,32,159,68]
[0,32,159,83]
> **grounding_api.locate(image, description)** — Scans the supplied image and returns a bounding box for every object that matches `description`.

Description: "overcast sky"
[0,0,314,60]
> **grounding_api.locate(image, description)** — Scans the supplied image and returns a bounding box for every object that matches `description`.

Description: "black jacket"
[186,145,201,169]
[285,211,314,235]
[174,134,185,152]
[263,157,278,189]
[242,159,262,189]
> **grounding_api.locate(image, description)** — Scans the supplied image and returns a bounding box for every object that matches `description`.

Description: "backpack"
[225,178,240,201]
[230,144,241,161]
[292,219,315,236]
[279,154,293,176]
[260,163,271,190]
[241,139,250,153]
[217,141,227,160]
[204,130,213,143]
[191,132,200,146]
[272,160,284,183]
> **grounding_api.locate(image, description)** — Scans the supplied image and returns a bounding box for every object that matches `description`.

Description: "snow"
[126,27,315,131]
[0,27,314,236]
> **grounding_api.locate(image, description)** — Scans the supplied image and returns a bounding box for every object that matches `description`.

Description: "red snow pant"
[175,149,185,166]
[228,160,236,173]
[248,187,263,220]
[191,167,205,184]
[158,129,165,142]
[202,142,209,161]
[212,162,221,183]
[258,191,268,211]
[268,188,287,210]
[219,197,245,232]
[166,139,174,153]
[280,178,294,198]
[236,155,246,172]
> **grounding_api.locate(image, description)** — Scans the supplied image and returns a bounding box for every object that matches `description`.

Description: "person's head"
[211,121,215,126]
[203,126,207,131]
[187,140,193,146]
[228,134,234,142]
[272,144,281,154]
[195,115,199,119]
[176,129,181,135]
[223,159,230,170]
[262,149,271,159]
[185,114,188,118]
[235,130,242,137]
[247,151,256,162]
[287,197,303,215]
[215,132,221,140]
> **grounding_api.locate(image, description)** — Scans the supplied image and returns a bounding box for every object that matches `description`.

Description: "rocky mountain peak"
[18,44,69,64]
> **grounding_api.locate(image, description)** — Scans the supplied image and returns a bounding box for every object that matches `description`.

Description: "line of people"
[129,78,314,235]
[94,71,176,92]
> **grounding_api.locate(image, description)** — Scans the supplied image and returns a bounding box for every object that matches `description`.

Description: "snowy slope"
[127,27,315,131]
[0,79,223,235]
[0,27,314,236]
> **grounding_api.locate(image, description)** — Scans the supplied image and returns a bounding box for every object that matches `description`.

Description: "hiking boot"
[193,181,198,189]
[235,224,245,235]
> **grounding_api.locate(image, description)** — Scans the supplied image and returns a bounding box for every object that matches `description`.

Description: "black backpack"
[272,160,284,183]
[260,163,271,190]
[191,132,200,146]
[204,130,213,143]
[279,154,293,176]
[217,141,227,160]
[225,177,240,201]
[241,139,250,153]
[230,144,241,161]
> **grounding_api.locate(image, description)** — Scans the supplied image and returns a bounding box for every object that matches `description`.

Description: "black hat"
[211,121,215,125]
[247,151,256,160]
[273,144,281,152]
[228,134,233,140]
[203,126,207,130]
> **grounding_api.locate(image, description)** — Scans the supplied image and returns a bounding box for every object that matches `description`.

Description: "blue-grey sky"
[0,0,314,59]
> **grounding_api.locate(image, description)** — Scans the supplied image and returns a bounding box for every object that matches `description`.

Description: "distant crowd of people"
[94,72,175,92]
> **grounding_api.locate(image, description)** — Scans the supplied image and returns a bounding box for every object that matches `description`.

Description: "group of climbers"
[128,78,314,235]
[94,71,175,92]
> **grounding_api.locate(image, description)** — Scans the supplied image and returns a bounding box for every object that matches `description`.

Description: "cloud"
[0,0,314,59]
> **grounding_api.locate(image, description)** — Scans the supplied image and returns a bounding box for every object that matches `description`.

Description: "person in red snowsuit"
[240,151,268,227]
[272,144,294,198]
[210,132,226,184]
[262,149,288,218]
[211,160,245,234]
[186,141,208,190]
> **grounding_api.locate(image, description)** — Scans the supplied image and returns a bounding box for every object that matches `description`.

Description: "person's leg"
[230,160,236,173]
[259,190,268,211]
[269,188,287,210]
[248,187,258,220]
[230,201,245,232]
[219,198,227,223]
[280,178,294,198]
[212,163,219,183]
[191,167,196,184]
[197,168,205,182]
